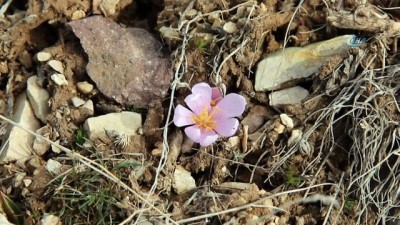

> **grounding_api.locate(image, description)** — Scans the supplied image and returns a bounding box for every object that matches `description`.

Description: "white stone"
[13,172,26,187]
[0,92,40,163]
[83,111,142,139]
[255,35,354,91]
[40,214,61,225]
[0,214,13,225]
[280,114,294,129]
[27,75,50,123]
[51,73,68,86]
[36,52,51,62]
[269,86,309,106]
[71,97,85,107]
[51,140,62,154]
[47,60,64,74]
[23,178,32,187]
[172,165,196,194]
[274,123,285,134]
[82,100,94,115]
[45,159,62,175]
[223,21,237,33]
[33,126,51,156]
[288,129,303,146]
[77,81,94,94]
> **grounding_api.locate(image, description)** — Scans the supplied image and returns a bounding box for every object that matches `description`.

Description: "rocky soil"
[0,0,400,225]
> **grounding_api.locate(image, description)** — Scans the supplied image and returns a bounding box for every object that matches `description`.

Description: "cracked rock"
[68,16,172,107]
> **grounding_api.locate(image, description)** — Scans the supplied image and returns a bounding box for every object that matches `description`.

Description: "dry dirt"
[0,0,400,225]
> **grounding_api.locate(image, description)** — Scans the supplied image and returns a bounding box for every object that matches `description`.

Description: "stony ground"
[0,0,400,225]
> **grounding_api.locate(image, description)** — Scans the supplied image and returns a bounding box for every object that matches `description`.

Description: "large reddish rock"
[68,16,172,107]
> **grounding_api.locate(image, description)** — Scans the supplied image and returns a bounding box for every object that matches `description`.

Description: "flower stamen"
[191,105,219,131]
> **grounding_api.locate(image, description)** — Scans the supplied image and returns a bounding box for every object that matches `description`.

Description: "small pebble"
[77,81,94,94]
[280,113,294,130]
[82,100,94,115]
[51,140,62,154]
[274,123,285,134]
[223,21,237,33]
[71,97,85,107]
[0,61,8,73]
[48,60,64,74]
[288,129,302,146]
[45,159,62,175]
[23,179,32,187]
[41,214,61,225]
[51,73,68,86]
[76,81,93,94]
[71,10,86,20]
[36,52,52,62]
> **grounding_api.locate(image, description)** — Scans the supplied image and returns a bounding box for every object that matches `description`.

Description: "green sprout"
[127,105,147,114]
[74,129,85,146]
[284,169,304,187]
[0,191,25,225]
[189,38,208,53]
[344,197,356,211]
[233,151,244,162]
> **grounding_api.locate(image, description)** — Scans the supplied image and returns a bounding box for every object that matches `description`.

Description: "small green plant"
[233,151,244,162]
[0,191,25,225]
[344,197,356,211]
[284,169,304,187]
[114,160,142,170]
[74,129,85,146]
[189,38,208,53]
[127,105,147,114]
[195,38,207,53]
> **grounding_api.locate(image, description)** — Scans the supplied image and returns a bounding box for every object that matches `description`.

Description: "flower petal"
[199,130,219,146]
[192,82,211,95]
[215,93,246,118]
[173,105,195,127]
[214,117,239,137]
[184,126,219,146]
[211,87,222,101]
[184,126,201,143]
[184,85,212,115]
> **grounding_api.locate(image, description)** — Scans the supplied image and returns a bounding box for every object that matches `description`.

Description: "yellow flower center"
[191,105,219,131]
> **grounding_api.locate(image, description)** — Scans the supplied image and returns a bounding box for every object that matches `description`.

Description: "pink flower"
[173,83,246,146]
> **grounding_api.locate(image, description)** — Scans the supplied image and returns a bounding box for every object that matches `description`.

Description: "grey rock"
[172,165,196,194]
[255,35,354,91]
[0,92,41,163]
[83,111,142,139]
[269,86,309,106]
[68,16,172,107]
[27,75,50,123]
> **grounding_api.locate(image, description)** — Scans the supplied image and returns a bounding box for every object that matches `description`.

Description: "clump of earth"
[0,0,399,224]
